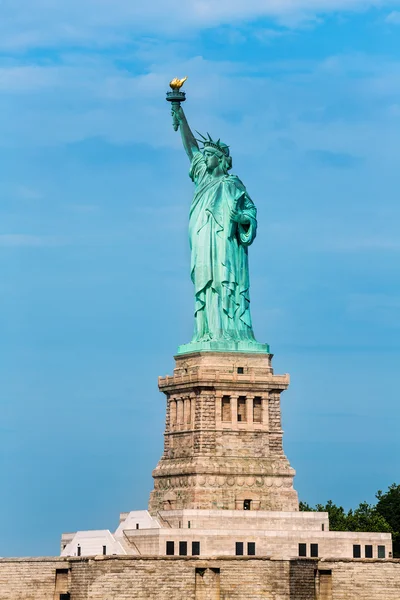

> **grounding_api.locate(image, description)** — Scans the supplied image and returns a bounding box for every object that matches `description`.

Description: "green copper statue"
[167,79,268,354]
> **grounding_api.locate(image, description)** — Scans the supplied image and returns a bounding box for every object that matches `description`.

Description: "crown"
[196,132,230,157]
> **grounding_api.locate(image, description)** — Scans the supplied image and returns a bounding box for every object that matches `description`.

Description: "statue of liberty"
[168,81,268,354]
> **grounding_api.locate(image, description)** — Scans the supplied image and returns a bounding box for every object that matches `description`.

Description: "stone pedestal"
[148,352,298,513]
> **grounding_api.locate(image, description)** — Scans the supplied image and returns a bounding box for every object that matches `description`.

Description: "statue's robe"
[189,151,257,342]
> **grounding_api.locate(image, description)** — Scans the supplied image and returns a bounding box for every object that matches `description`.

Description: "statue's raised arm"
[166,77,199,161]
[172,104,199,162]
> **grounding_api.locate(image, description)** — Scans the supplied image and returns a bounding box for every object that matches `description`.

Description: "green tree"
[346,502,392,533]
[376,484,400,557]
[315,500,349,531]
[300,498,392,534]
[299,501,314,512]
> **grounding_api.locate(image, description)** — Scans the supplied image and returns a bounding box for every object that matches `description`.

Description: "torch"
[166,77,188,131]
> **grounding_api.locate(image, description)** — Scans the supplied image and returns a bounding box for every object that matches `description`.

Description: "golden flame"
[169,77,188,91]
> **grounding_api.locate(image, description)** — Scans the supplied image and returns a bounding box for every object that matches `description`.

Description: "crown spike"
[195,130,207,141]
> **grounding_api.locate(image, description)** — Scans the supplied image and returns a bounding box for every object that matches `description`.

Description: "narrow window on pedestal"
[186,399,191,424]
[247,542,256,556]
[237,397,247,422]
[235,542,244,556]
[102,545,106,555]
[222,396,231,422]
[243,499,252,510]
[166,541,174,555]
[77,545,81,557]
[182,399,186,425]
[179,541,187,556]
[192,541,200,556]
[253,397,262,423]
[177,399,184,425]
[170,400,177,425]
[298,543,307,557]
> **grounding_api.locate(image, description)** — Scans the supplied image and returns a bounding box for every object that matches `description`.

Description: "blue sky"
[1,0,400,556]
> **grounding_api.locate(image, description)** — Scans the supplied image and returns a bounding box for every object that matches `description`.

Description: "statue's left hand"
[230,208,249,225]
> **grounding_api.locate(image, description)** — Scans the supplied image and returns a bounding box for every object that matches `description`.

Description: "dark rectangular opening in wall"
[179,541,188,556]
[166,541,175,555]
[353,544,361,558]
[237,397,247,422]
[318,570,332,600]
[365,545,373,558]
[235,542,244,555]
[298,543,307,557]
[237,367,244,374]
[55,568,69,597]
[247,542,256,556]
[102,545,106,555]
[322,523,325,531]
[378,545,386,558]
[222,396,231,422]
[60,595,70,600]
[195,568,220,597]
[77,545,81,557]
[243,499,251,510]
[310,543,318,557]
[188,521,191,529]
[253,397,262,423]
[136,523,139,529]
[192,541,200,555]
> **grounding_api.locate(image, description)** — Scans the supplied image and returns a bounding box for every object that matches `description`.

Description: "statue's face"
[204,149,220,173]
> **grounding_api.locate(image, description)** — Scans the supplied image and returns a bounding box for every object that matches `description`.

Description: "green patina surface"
[168,90,269,355]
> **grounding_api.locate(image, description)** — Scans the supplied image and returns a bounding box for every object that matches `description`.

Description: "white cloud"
[385,9,400,22]
[0,0,398,49]
[0,50,399,167]
[254,28,292,43]
[0,66,62,92]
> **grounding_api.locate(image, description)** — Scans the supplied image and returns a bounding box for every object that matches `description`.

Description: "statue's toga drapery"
[188,151,257,343]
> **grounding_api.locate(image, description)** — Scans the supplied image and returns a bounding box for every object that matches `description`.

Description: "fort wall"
[2,555,400,600]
